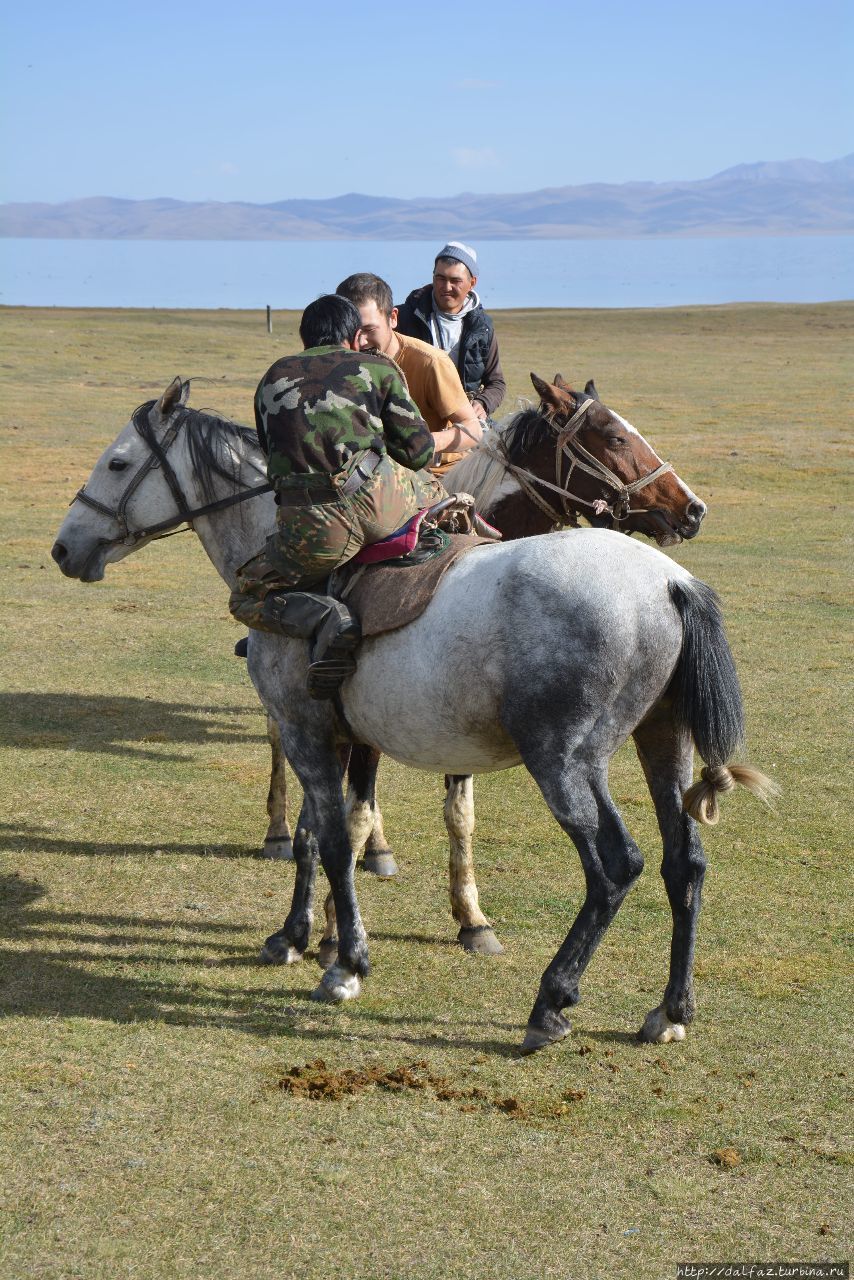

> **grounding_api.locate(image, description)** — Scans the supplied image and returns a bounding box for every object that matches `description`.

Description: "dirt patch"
[272,1058,586,1120]
[710,1147,742,1169]
[275,1059,434,1102]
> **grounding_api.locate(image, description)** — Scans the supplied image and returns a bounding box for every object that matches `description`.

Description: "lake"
[0,235,851,310]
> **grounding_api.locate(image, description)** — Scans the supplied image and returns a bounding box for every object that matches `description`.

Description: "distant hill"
[2,156,853,239]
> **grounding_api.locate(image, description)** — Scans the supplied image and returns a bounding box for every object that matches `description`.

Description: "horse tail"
[667,578,780,825]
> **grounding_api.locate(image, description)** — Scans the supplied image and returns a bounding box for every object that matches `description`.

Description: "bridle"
[484,398,673,529]
[71,403,272,547]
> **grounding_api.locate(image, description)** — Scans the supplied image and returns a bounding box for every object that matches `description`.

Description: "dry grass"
[0,303,852,1279]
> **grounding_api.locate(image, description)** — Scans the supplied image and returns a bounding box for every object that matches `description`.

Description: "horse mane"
[447,406,550,512]
[136,399,264,505]
[501,407,554,461]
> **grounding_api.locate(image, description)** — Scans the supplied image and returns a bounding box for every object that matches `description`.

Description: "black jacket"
[396,284,506,416]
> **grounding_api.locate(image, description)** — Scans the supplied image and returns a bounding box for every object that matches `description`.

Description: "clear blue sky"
[1,0,850,204]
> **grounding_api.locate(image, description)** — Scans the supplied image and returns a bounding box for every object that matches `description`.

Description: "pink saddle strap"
[353,508,430,565]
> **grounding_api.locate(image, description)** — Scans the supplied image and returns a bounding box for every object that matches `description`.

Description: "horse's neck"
[488,490,559,540]
[443,424,515,515]
[444,415,563,540]
[183,441,276,589]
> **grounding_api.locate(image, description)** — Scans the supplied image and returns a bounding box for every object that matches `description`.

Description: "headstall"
[483,398,673,529]
[71,404,272,546]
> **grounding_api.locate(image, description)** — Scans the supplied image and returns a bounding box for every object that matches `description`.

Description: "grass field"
[0,302,852,1279]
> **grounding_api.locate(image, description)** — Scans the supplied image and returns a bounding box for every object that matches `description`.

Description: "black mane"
[136,399,262,505]
[500,407,553,464]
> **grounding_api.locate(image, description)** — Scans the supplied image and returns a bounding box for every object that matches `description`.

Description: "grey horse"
[54,375,708,961]
[52,381,774,1053]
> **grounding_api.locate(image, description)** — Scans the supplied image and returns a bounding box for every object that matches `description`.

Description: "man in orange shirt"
[336,273,484,472]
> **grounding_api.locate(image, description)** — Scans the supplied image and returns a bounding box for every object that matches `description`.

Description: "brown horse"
[447,374,705,544]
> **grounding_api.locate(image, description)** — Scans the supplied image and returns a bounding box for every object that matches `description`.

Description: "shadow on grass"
[0,873,521,1055]
[370,930,460,950]
[0,692,265,761]
[0,823,266,861]
[583,1028,645,1047]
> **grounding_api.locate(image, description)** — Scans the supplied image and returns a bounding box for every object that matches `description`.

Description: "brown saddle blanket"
[337,534,495,638]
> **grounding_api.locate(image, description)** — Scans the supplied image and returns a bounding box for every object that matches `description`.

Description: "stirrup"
[307,653,357,700]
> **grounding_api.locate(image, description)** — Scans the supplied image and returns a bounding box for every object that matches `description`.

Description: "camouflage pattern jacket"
[254,345,435,484]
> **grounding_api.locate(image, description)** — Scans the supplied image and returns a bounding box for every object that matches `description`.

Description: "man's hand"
[471,400,487,421]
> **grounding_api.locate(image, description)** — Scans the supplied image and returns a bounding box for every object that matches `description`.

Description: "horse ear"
[531,372,576,411]
[584,379,600,400]
[156,377,189,417]
[554,374,569,389]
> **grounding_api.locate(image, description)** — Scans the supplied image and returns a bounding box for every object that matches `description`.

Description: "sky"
[1,0,851,205]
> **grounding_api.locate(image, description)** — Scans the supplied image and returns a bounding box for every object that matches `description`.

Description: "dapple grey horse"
[52,380,774,1052]
[54,375,707,960]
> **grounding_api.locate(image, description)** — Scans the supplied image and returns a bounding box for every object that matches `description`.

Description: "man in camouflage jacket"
[229,294,444,696]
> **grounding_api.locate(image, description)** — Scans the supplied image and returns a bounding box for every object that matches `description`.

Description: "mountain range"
[2,156,852,240]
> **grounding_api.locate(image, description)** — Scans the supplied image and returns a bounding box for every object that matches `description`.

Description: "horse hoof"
[519,1012,572,1055]
[638,1006,687,1044]
[260,836,294,861]
[259,937,303,965]
[316,938,339,970]
[457,925,505,956]
[361,850,399,878]
[310,963,362,1003]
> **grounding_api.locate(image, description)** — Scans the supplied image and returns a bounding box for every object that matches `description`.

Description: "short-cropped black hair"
[299,294,362,349]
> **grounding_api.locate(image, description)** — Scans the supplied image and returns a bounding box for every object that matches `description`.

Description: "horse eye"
[108,458,129,472]
[608,436,625,448]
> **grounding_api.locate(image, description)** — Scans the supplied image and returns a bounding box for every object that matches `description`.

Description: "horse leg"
[445,775,504,955]
[317,889,339,971]
[310,788,369,1002]
[259,800,319,965]
[348,746,399,878]
[260,739,364,981]
[275,733,368,1002]
[318,772,506,966]
[519,758,644,1054]
[315,744,377,969]
[260,713,294,860]
[633,708,707,1043]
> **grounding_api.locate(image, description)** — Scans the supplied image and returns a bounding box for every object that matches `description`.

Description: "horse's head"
[51,378,196,582]
[528,373,706,545]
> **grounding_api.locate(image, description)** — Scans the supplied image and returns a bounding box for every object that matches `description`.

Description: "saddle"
[328,494,500,639]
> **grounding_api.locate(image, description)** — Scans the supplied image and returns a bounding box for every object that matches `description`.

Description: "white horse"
[52,379,774,1052]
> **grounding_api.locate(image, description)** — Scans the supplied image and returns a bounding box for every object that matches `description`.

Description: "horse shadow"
[0,691,266,762]
[0,822,262,861]
[0,874,519,1055]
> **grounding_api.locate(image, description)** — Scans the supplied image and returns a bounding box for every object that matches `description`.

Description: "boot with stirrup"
[259,590,361,700]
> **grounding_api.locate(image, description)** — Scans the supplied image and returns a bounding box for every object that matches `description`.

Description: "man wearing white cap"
[396,241,506,422]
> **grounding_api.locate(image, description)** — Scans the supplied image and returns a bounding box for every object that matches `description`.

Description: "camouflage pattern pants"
[229,454,446,629]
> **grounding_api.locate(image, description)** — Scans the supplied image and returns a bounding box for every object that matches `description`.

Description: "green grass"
[0,303,852,1279]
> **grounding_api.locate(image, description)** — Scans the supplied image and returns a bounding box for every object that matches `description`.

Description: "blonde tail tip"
[683,762,780,825]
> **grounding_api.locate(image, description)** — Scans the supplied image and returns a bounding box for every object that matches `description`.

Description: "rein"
[71,404,273,546]
[483,398,673,529]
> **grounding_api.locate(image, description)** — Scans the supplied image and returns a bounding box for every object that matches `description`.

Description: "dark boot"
[260,591,361,700]
[305,595,361,700]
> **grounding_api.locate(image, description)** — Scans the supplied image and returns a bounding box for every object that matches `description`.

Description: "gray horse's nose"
[51,540,68,567]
